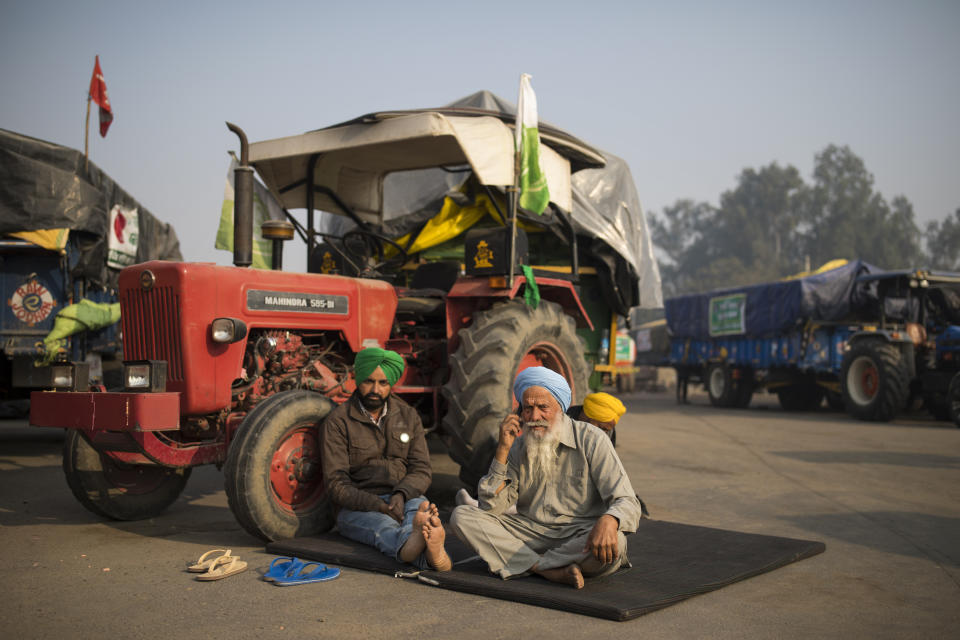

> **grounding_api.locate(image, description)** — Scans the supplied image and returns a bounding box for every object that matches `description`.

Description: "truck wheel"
[841,339,909,422]
[224,390,334,542]
[948,373,960,428]
[776,384,824,411]
[62,430,191,520]
[441,300,590,487]
[706,364,737,407]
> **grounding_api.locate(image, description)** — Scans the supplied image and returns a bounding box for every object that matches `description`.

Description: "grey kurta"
[450,415,642,578]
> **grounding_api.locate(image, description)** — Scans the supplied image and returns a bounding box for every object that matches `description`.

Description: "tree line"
[649,144,960,298]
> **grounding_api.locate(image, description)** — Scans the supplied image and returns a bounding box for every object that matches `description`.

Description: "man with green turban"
[321,347,451,572]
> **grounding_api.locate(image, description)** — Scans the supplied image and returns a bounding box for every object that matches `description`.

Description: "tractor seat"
[396,261,460,316]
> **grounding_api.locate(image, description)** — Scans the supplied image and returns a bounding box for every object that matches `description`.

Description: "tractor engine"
[233,329,353,412]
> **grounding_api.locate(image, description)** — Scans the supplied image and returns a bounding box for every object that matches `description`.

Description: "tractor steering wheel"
[341,228,409,276]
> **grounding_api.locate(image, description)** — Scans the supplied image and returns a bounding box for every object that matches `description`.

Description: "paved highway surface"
[1,389,958,639]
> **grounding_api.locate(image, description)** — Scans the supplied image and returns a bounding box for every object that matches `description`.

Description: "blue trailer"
[1,128,181,401]
[665,262,960,425]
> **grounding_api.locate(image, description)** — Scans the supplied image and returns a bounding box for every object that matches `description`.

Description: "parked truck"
[29,91,662,541]
[665,261,960,427]
[1,129,182,402]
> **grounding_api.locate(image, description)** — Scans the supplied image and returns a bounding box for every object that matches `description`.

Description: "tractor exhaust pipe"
[226,122,253,268]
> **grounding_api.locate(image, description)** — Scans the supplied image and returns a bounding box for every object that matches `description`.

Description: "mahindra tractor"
[30,91,662,541]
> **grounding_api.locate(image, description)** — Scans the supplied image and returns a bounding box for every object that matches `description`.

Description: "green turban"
[353,347,405,385]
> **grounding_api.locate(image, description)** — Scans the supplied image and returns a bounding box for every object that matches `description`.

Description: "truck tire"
[841,339,910,422]
[948,373,960,428]
[706,363,737,407]
[224,390,334,542]
[776,384,824,411]
[62,430,191,520]
[441,300,590,488]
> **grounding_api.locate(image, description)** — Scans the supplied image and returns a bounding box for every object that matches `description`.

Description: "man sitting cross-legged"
[449,367,641,588]
[321,347,451,571]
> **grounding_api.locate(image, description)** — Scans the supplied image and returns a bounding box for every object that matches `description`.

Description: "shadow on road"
[781,510,960,567]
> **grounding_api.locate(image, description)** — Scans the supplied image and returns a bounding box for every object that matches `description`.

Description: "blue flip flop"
[272,562,341,586]
[263,556,305,582]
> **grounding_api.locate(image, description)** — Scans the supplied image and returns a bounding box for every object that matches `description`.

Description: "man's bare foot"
[398,501,432,563]
[423,514,452,572]
[534,564,584,589]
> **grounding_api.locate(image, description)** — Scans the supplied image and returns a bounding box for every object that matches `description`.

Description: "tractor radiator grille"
[122,286,184,382]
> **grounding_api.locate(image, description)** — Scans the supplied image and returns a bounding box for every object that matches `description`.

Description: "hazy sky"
[2,0,958,271]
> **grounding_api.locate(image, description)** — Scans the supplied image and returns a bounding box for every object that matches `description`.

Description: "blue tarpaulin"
[665,260,880,339]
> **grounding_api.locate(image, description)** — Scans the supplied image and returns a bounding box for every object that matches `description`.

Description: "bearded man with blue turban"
[321,347,451,571]
[450,366,641,589]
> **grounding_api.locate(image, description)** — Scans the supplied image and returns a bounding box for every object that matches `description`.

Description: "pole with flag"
[85,55,113,168]
[508,73,550,287]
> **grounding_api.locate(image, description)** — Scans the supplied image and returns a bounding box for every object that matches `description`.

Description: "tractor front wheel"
[224,390,335,542]
[62,430,191,520]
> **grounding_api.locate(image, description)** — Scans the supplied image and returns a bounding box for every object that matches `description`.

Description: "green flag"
[515,73,550,215]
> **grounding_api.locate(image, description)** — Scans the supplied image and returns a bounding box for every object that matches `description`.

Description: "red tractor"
[30,92,660,541]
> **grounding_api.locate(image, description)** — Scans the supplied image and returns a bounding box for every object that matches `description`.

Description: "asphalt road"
[1,389,958,639]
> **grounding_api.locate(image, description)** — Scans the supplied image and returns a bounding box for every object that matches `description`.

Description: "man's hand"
[583,514,620,564]
[383,492,405,523]
[494,413,523,464]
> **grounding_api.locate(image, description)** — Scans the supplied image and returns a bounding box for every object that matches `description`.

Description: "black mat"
[267,519,824,621]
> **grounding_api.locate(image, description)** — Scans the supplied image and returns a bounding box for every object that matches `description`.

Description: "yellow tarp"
[387,190,544,258]
[8,228,69,252]
[783,259,849,281]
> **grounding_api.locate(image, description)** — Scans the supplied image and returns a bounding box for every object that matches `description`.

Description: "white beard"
[523,419,561,482]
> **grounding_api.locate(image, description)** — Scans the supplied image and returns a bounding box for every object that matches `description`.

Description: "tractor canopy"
[245,91,662,311]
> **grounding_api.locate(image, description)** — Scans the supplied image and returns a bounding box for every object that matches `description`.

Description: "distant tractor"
[30,92,661,541]
[665,263,960,427]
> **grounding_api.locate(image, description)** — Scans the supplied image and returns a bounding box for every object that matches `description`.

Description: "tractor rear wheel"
[840,339,909,422]
[62,430,191,520]
[441,300,590,488]
[224,390,334,542]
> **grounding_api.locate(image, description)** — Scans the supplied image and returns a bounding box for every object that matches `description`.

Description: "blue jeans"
[336,494,428,568]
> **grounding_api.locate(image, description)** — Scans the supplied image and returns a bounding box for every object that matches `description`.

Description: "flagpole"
[84,94,91,171]
[508,78,523,289]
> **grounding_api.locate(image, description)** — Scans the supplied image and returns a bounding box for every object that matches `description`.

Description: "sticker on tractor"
[8,278,56,326]
[247,290,349,314]
[473,240,493,269]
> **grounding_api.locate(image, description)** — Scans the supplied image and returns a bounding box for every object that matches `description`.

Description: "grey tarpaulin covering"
[257,91,662,310]
[0,128,182,288]
[447,91,663,309]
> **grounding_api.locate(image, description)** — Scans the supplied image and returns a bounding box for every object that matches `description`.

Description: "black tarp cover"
[664,260,879,339]
[0,128,182,288]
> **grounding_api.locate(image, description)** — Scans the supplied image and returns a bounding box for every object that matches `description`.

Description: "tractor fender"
[846,331,916,381]
[444,276,592,353]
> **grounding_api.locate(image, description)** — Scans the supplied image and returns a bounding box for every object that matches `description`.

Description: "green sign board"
[709,294,746,336]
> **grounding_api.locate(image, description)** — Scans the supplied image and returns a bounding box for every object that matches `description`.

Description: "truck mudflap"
[30,391,181,432]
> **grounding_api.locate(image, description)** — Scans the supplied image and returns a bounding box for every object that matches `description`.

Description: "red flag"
[88,56,113,137]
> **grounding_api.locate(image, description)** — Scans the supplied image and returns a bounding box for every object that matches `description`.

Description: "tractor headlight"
[123,360,167,392]
[50,362,90,391]
[211,318,247,344]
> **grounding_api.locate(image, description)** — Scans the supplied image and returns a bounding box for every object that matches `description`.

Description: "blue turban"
[513,366,571,412]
